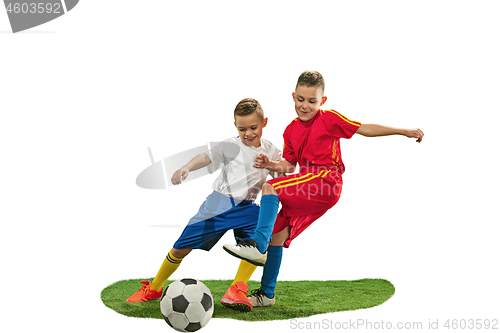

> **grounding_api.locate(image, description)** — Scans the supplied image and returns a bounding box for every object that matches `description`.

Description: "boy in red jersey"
[224,70,424,307]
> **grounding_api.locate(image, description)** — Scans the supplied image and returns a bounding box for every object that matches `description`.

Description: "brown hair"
[234,98,265,120]
[296,70,325,94]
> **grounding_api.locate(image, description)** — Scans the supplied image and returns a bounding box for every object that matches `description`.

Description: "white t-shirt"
[206,137,282,202]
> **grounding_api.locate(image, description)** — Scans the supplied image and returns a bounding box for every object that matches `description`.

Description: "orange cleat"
[126,281,163,303]
[220,282,253,312]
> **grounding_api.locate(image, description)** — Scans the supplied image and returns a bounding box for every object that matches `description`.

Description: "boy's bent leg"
[252,186,280,252]
[127,248,188,302]
[223,190,280,264]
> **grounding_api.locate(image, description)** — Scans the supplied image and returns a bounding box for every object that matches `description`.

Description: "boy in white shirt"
[127,98,281,312]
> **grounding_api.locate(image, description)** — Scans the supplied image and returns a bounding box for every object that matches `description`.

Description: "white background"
[1,1,499,332]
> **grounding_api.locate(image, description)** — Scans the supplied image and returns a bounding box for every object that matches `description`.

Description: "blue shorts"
[173,191,260,251]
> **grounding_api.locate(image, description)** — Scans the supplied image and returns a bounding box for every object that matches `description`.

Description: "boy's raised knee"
[262,182,277,196]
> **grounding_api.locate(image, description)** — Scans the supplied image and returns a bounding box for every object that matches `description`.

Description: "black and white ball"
[160,279,214,332]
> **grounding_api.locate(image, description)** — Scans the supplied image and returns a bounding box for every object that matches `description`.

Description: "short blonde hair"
[234,98,265,120]
[296,70,325,94]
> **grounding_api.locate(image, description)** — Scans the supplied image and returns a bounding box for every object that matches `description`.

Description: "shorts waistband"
[230,197,254,206]
[212,191,254,207]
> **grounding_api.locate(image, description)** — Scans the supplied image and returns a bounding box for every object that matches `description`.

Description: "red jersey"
[282,109,361,173]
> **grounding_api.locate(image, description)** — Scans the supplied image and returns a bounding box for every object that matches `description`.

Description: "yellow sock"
[150,251,183,291]
[231,260,257,285]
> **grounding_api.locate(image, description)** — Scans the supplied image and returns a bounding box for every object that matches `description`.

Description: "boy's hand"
[255,153,270,169]
[171,167,189,185]
[405,128,424,143]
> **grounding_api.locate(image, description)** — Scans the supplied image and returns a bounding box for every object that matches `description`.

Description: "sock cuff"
[167,251,183,264]
[261,194,280,206]
[268,245,283,254]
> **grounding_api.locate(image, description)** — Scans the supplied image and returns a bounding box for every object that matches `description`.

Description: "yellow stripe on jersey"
[333,137,343,167]
[272,173,313,187]
[331,137,338,165]
[274,171,324,190]
[325,110,360,127]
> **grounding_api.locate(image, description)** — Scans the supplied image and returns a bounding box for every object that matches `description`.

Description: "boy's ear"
[320,96,327,106]
[234,121,237,128]
[292,92,295,100]
[263,117,268,127]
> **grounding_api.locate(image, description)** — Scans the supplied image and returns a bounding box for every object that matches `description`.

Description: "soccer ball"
[160,278,214,332]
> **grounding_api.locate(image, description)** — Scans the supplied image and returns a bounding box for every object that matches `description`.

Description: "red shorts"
[267,167,342,248]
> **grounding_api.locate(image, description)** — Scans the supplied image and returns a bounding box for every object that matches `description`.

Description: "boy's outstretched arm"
[356,124,424,143]
[171,153,212,185]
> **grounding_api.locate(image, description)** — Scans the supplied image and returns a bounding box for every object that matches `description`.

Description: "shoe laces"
[234,282,249,295]
[249,288,266,302]
[248,288,267,305]
[138,281,151,294]
[236,238,257,248]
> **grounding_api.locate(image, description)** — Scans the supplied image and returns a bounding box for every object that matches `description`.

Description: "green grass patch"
[101,278,395,321]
